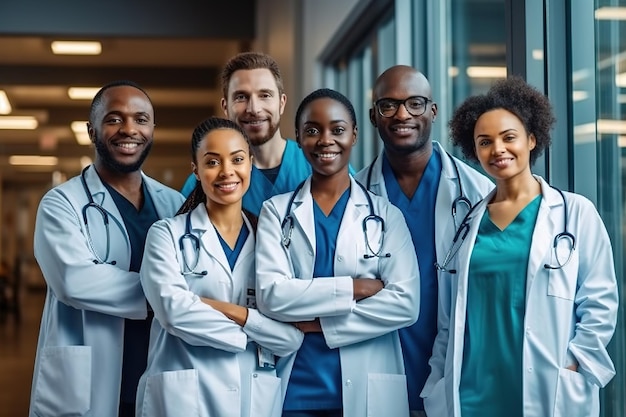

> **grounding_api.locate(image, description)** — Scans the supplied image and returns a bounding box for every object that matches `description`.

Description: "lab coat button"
[253,373,258,378]
[308,250,313,256]
[345,379,352,387]
[527,367,533,373]
[337,255,344,262]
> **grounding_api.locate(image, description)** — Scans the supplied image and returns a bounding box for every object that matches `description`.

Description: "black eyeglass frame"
[374,95,432,118]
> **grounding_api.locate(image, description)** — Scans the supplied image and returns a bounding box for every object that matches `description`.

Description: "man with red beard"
[29,80,184,417]
[181,52,311,215]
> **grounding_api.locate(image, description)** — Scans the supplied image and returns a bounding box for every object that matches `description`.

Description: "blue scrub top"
[283,188,350,411]
[459,195,541,417]
[104,181,159,404]
[180,139,312,216]
[382,152,441,411]
[216,224,249,271]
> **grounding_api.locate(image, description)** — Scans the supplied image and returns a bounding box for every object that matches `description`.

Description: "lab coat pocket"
[546,251,578,301]
[422,377,448,417]
[141,369,200,417]
[553,368,596,417]
[32,345,92,416]
[249,372,282,417]
[367,373,409,417]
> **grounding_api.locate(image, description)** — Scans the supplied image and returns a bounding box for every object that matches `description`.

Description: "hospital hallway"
[0,288,44,417]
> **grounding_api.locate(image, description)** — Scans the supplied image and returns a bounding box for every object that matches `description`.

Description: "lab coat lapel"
[338,178,370,271]
[191,204,232,275]
[527,176,560,291]
[436,148,461,259]
[291,178,316,253]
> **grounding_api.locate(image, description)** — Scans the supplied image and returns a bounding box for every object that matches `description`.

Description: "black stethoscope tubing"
[80,166,116,265]
[179,211,208,276]
[281,179,390,259]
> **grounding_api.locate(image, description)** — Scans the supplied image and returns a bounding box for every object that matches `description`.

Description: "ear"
[191,162,199,180]
[431,102,438,122]
[86,122,96,143]
[369,108,376,128]
[529,133,537,150]
[220,97,228,116]
[352,126,358,146]
[279,93,287,116]
[295,130,301,147]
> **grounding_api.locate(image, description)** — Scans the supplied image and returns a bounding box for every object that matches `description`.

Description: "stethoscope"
[179,210,208,276]
[435,186,576,274]
[366,152,472,230]
[281,180,391,259]
[80,166,117,265]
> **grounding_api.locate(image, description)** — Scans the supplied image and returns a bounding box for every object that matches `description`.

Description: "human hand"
[293,318,321,333]
[352,278,384,301]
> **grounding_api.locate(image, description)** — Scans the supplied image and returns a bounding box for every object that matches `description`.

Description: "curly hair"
[176,117,250,215]
[221,52,284,98]
[449,76,555,165]
[294,88,357,140]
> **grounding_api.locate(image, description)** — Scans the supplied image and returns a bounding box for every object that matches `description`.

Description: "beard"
[93,136,153,174]
[246,119,280,147]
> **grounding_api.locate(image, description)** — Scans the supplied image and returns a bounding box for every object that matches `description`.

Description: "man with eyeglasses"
[355,65,493,417]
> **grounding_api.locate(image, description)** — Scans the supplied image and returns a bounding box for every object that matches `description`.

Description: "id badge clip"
[257,345,276,369]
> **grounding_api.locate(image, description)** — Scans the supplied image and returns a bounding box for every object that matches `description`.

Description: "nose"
[118,118,138,136]
[394,102,412,120]
[246,95,260,114]
[219,161,234,177]
[317,130,335,146]
[492,138,506,154]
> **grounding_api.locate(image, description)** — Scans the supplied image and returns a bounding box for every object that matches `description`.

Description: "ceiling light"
[595,7,626,20]
[615,72,626,87]
[71,121,92,145]
[0,116,38,129]
[68,87,100,100]
[51,41,102,55]
[466,66,507,79]
[0,91,12,114]
[9,155,58,166]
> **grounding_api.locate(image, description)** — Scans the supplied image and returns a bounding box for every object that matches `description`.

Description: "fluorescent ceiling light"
[0,116,38,129]
[532,49,544,61]
[51,41,102,55]
[448,66,459,77]
[71,121,92,145]
[595,7,626,20]
[466,66,507,79]
[9,155,58,166]
[0,90,11,114]
[615,72,626,87]
[68,87,100,100]
[572,90,588,102]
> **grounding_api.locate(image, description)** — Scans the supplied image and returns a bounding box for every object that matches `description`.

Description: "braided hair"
[176,117,250,216]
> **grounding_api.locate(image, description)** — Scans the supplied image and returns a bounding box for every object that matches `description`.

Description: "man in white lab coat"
[29,80,184,417]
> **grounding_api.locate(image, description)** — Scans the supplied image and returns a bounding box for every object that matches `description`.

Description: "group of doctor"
[29,48,617,417]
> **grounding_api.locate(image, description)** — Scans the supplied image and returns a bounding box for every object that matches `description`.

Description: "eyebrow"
[203,149,247,157]
[476,128,518,139]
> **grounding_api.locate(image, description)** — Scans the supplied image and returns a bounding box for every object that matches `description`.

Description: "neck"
[93,162,143,195]
[252,131,286,169]
[492,170,540,203]
[311,170,351,200]
[384,141,433,178]
[205,201,244,233]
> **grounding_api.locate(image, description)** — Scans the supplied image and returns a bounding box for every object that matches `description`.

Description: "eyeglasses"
[374,96,432,118]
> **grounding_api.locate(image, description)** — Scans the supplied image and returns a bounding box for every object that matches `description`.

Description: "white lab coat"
[29,164,184,417]
[355,141,494,391]
[256,176,420,417]
[136,204,304,417]
[422,176,618,417]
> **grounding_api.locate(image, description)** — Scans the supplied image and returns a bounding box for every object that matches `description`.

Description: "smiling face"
[192,128,252,209]
[221,68,286,147]
[88,85,154,174]
[370,66,437,155]
[473,108,536,182]
[296,97,356,178]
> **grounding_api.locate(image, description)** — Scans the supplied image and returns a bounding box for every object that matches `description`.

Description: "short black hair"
[449,76,555,165]
[294,88,357,138]
[89,80,152,124]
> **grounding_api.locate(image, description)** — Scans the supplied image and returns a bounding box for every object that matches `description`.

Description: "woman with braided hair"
[136,117,303,417]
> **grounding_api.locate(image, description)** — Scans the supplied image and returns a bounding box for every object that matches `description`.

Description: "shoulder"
[38,175,84,209]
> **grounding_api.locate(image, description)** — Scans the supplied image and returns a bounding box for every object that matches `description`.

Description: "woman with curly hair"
[423,77,618,417]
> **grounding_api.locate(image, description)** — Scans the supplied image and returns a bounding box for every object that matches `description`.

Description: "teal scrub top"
[459,195,541,417]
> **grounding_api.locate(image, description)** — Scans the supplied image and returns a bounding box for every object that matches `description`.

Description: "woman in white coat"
[256,88,420,417]
[422,76,618,417]
[136,117,304,417]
